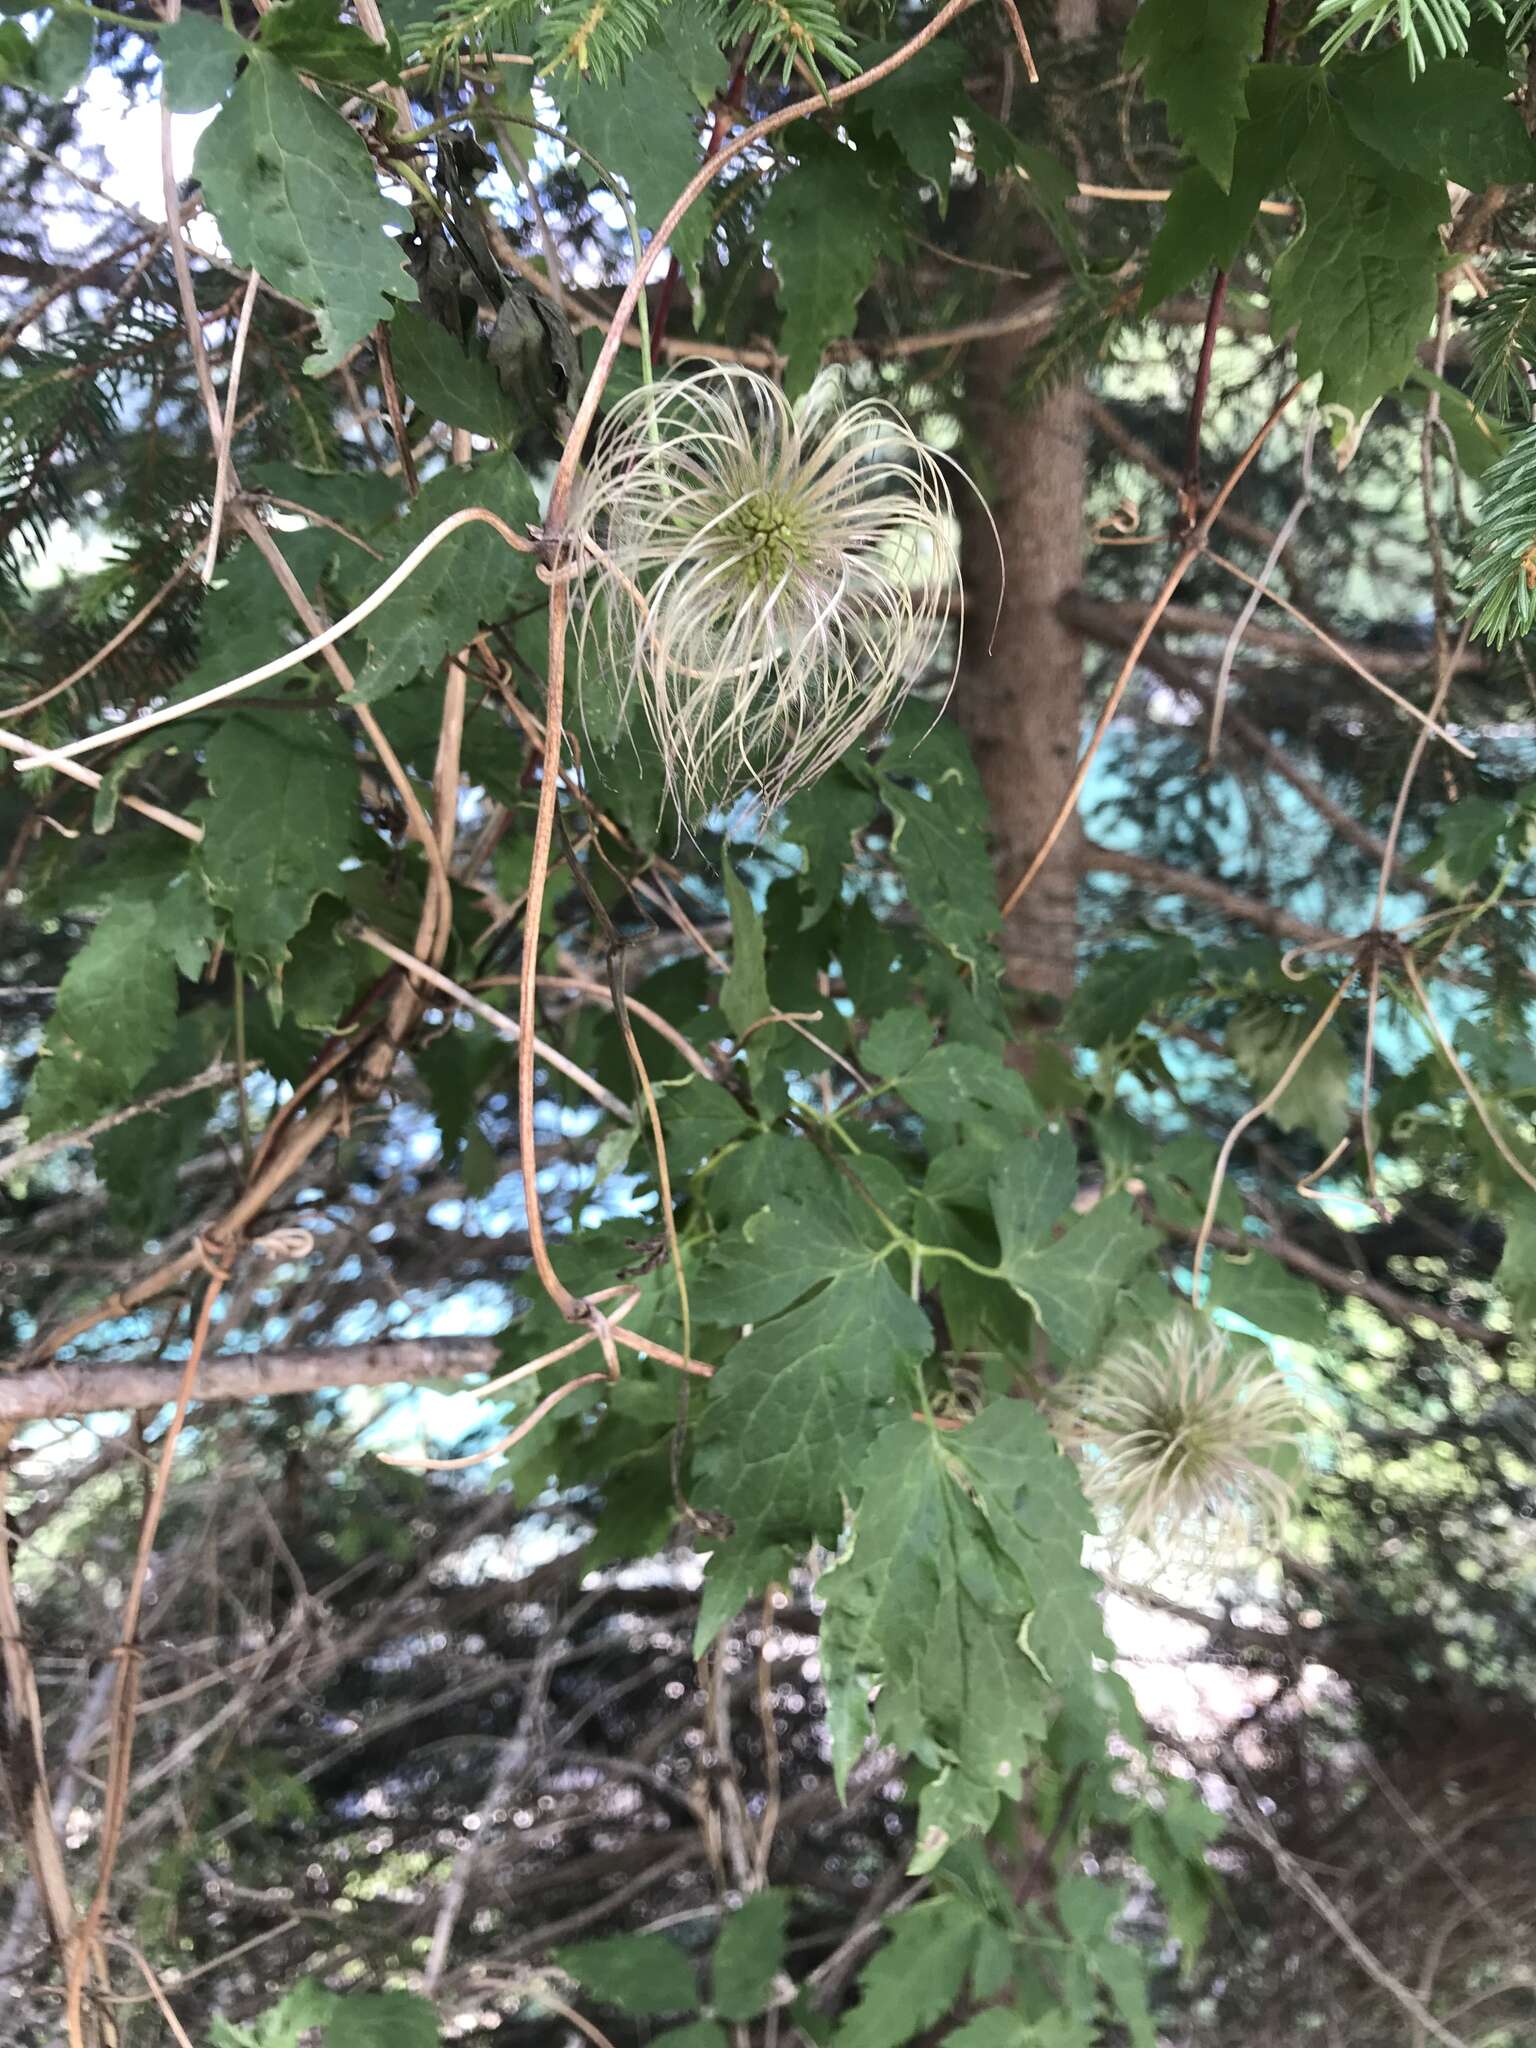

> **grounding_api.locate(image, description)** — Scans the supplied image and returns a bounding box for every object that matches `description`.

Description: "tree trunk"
[956,374,1088,1010]
[954,0,1097,1015]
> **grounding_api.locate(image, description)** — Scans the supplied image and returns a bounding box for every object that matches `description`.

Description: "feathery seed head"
[1060,1313,1307,1556]
[564,365,964,816]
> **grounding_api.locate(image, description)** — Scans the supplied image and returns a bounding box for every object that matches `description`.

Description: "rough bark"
[954,0,1097,1013]
[956,374,1088,1008]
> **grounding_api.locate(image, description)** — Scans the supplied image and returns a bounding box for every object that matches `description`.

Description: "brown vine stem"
[0,726,202,842]
[1001,379,1303,917]
[63,1268,227,2048]
[107,1942,197,2048]
[383,1369,611,1472]
[0,1428,85,2009]
[995,0,1039,82]
[374,320,420,496]
[1181,271,1231,502]
[647,52,748,371]
[201,268,260,581]
[607,1322,715,1379]
[353,923,633,1121]
[539,1989,621,2048]
[518,571,585,1322]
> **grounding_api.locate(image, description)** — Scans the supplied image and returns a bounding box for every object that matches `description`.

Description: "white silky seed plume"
[1062,1313,1308,1555]
[563,365,964,817]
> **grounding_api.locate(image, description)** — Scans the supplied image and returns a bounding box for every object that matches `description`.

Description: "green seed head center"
[719,489,810,590]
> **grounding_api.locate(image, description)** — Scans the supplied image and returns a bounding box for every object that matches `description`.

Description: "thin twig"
[64,1268,228,2046]
[353,922,634,1122]
[0,1063,235,1178]
[1189,968,1360,1304]
[1208,417,1317,762]
[0,550,198,724]
[374,321,420,496]
[1002,381,1303,916]
[18,507,538,772]
[381,1369,610,1471]
[1400,949,1536,1198]
[0,726,202,842]
[1207,549,1473,759]
[994,0,1039,82]
[202,268,260,581]
[1225,1799,1474,2048]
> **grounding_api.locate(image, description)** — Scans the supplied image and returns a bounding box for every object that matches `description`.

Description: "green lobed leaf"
[822,1399,1107,1869]
[785,769,878,927]
[711,1889,790,2020]
[656,0,728,104]
[1067,940,1199,1047]
[278,898,371,1031]
[866,1013,1040,1130]
[555,40,710,283]
[654,2028,729,2048]
[856,37,997,204]
[692,1536,796,1656]
[197,713,357,972]
[210,1977,336,2048]
[555,1932,698,2016]
[92,1016,224,1234]
[1145,1134,1244,1235]
[1093,1941,1155,2048]
[158,13,246,111]
[701,1198,888,1325]
[1425,794,1510,891]
[386,301,526,440]
[990,1131,1156,1360]
[950,1399,1113,1682]
[1129,1778,1224,1966]
[1138,65,1316,309]
[1124,0,1270,189]
[1228,1001,1352,1146]
[325,1993,439,2048]
[24,899,185,1138]
[258,0,404,86]
[348,451,539,701]
[1207,1250,1330,1347]
[1269,103,1447,415]
[695,1264,931,1546]
[1332,45,1535,188]
[192,48,417,376]
[762,130,906,394]
[660,1075,752,1176]
[878,721,1001,978]
[833,1897,990,2048]
[1499,1198,1536,1330]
